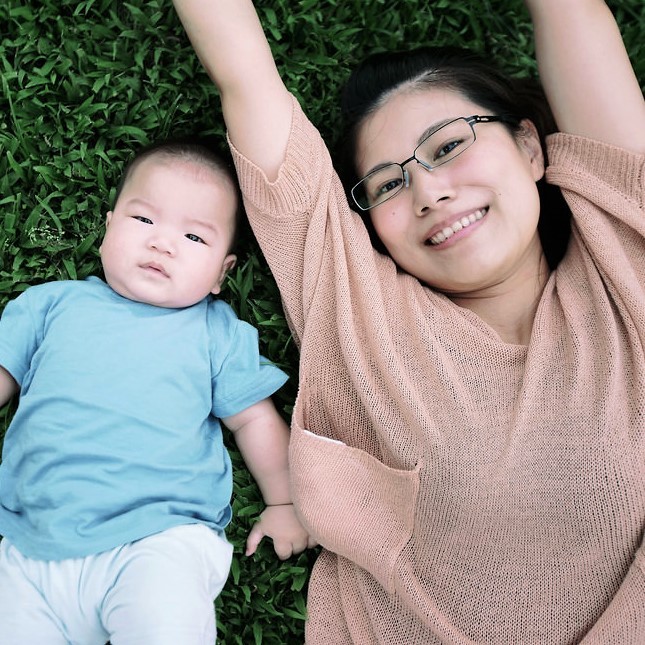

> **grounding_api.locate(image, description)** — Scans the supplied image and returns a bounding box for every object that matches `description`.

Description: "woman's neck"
[450,254,551,346]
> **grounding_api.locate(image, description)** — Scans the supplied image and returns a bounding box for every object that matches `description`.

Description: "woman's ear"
[518,119,545,181]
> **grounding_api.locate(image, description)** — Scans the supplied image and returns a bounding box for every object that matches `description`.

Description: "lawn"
[1,0,643,642]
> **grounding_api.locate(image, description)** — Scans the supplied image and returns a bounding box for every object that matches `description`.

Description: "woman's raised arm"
[172,0,292,180]
[525,0,645,152]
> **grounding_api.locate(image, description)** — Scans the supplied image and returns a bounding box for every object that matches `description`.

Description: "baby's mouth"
[143,262,169,277]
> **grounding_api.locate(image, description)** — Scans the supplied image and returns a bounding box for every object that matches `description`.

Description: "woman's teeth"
[428,208,487,245]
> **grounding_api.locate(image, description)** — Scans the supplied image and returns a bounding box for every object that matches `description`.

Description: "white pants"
[0,524,233,645]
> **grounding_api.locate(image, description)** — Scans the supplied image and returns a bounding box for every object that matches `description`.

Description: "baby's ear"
[224,255,237,274]
[211,254,237,295]
[99,212,113,254]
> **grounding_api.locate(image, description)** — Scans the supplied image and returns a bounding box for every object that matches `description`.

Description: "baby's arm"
[172,0,292,181]
[0,366,18,408]
[223,398,315,559]
[525,0,645,152]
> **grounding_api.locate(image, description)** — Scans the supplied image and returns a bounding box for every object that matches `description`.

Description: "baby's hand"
[245,504,317,560]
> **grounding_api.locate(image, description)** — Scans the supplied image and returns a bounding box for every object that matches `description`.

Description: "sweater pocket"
[289,414,420,594]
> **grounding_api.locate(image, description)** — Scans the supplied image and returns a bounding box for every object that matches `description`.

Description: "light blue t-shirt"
[0,277,288,560]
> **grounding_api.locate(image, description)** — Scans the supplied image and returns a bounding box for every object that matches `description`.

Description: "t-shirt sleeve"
[0,289,43,385]
[209,300,288,419]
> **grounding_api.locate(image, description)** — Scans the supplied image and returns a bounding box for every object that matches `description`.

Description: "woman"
[172,0,644,642]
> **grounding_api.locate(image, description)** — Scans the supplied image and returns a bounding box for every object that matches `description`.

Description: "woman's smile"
[425,207,488,246]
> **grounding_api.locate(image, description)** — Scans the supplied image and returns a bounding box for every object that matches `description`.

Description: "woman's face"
[355,87,546,297]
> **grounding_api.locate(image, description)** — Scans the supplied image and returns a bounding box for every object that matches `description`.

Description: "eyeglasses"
[350,115,513,211]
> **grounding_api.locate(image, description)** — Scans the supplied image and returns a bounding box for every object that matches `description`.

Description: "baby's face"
[100,156,237,308]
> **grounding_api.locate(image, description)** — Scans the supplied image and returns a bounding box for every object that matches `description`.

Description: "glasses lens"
[416,119,475,169]
[353,164,405,210]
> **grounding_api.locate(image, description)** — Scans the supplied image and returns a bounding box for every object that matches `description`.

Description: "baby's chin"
[103,272,214,309]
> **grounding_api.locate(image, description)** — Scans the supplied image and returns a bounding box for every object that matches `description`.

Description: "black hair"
[335,47,571,269]
[113,136,245,253]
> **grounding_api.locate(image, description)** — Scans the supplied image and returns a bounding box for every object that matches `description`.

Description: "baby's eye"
[132,215,153,224]
[185,233,206,244]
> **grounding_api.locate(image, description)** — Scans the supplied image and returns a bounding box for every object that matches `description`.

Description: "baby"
[0,138,311,644]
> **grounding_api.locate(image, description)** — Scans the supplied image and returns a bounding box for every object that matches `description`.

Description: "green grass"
[1,0,643,642]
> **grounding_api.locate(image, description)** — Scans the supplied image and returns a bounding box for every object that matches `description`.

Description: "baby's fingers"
[272,538,295,560]
[245,522,266,556]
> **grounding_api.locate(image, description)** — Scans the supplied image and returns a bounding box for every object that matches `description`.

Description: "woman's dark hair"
[335,47,571,269]
[113,136,245,252]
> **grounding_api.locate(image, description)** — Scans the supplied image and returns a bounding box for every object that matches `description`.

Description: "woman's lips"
[425,207,488,246]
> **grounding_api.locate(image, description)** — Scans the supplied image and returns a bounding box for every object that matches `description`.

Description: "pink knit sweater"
[231,96,645,644]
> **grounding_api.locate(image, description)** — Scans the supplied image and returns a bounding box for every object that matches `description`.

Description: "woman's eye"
[374,177,403,197]
[434,139,464,160]
[185,233,206,244]
[132,215,153,224]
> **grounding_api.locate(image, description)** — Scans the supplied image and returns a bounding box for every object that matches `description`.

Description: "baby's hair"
[113,136,244,252]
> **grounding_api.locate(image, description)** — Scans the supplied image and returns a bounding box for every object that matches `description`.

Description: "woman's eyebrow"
[362,118,459,176]
[416,118,454,146]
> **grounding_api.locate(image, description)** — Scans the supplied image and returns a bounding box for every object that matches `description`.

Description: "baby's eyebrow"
[123,197,155,212]
[184,217,217,233]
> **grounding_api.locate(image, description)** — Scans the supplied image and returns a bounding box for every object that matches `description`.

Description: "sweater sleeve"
[228,95,359,345]
[580,541,645,643]
[546,135,645,643]
[546,133,644,225]
[546,133,645,287]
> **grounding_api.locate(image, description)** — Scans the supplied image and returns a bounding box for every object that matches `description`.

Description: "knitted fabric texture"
[230,96,645,644]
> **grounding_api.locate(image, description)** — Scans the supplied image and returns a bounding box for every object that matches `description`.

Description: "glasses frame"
[350,115,513,212]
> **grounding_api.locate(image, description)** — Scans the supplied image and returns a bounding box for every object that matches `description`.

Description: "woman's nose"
[409,163,455,216]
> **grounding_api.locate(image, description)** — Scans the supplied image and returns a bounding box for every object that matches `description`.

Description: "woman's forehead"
[355,86,480,171]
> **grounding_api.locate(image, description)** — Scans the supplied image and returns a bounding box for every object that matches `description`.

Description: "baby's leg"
[0,539,108,645]
[102,524,233,645]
